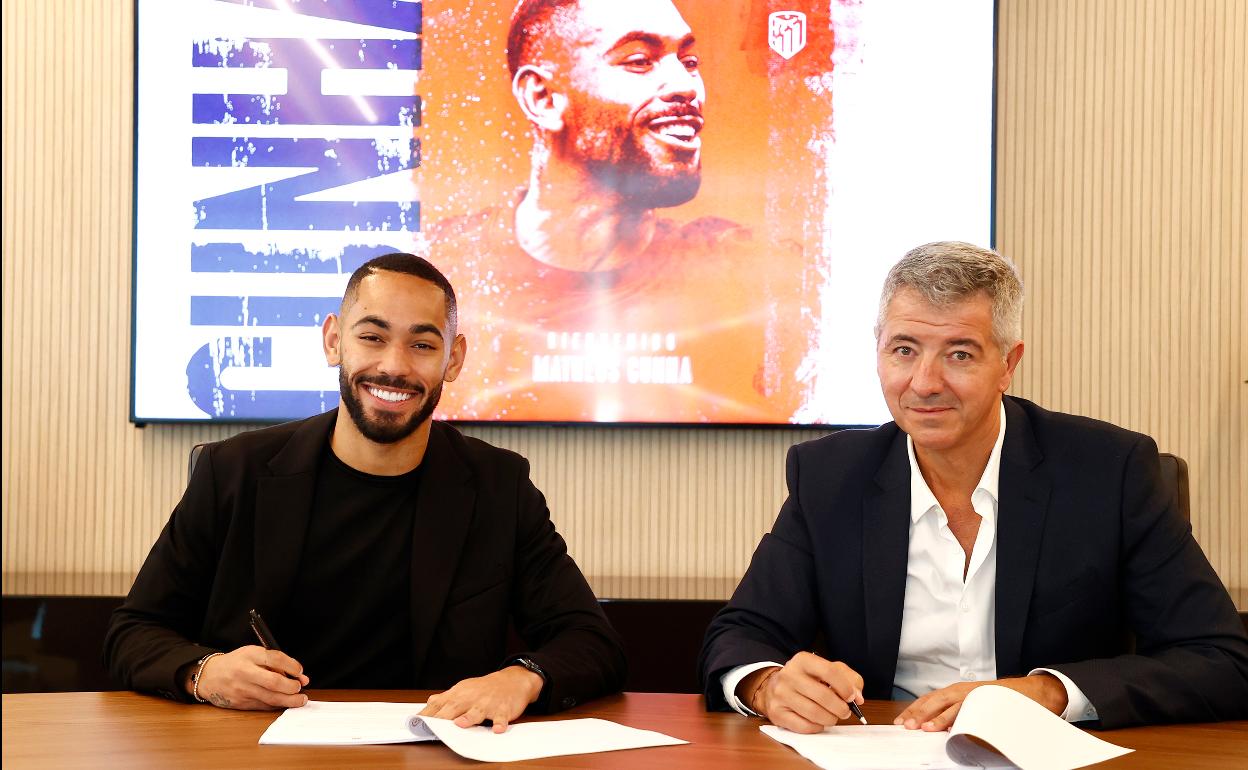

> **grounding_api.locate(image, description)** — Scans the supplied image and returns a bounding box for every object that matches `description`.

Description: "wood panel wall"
[997,0,1246,585]
[3,0,1244,598]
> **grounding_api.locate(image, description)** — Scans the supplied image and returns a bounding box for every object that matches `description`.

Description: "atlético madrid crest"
[768,11,807,60]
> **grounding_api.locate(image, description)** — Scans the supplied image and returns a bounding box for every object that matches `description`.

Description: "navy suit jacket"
[105,411,626,711]
[699,397,1248,728]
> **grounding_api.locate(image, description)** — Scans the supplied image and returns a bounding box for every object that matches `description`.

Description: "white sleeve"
[721,661,784,717]
[1031,667,1099,723]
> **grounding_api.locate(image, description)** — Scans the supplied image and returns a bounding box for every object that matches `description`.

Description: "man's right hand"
[737,652,864,733]
[185,646,309,710]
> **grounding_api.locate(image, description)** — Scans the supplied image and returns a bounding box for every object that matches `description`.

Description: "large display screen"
[132,0,994,425]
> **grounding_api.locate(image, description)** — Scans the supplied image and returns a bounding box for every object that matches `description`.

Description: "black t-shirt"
[277,443,420,688]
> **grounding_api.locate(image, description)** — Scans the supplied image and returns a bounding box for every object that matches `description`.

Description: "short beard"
[587,157,701,208]
[558,112,702,208]
[338,369,442,444]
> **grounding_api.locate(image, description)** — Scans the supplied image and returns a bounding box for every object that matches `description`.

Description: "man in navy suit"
[699,241,1248,730]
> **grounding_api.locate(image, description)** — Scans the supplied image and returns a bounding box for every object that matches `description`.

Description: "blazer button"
[561,696,576,709]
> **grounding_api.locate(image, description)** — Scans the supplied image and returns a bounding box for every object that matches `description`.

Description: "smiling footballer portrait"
[424,0,818,424]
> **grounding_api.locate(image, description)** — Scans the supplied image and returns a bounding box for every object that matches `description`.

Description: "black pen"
[250,609,302,684]
[249,609,283,652]
[848,699,868,725]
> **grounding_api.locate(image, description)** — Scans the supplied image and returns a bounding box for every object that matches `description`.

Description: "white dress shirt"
[723,403,1098,723]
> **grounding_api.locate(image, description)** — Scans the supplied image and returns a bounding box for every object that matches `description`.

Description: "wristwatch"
[507,656,549,687]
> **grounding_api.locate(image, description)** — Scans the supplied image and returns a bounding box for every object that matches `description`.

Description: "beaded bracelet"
[191,652,224,704]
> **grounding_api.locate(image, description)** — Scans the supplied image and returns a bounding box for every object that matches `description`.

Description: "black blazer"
[699,397,1248,728]
[104,411,626,711]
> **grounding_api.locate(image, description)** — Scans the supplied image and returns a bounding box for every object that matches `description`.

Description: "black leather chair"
[188,443,206,483]
[1158,452,1190,522]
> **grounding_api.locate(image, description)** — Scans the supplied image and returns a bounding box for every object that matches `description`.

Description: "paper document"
[762,685,1133,770]
[762,724,963,769]
[946,684,1132,769]
[415,715,688,763]
[259,700,688,761]
[259,701,436,745]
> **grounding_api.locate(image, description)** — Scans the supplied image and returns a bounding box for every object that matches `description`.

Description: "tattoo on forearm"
[209,693,231,708]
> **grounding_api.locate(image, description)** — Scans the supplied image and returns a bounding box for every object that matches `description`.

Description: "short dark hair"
[341,253,458,335]
[506,0,582,77]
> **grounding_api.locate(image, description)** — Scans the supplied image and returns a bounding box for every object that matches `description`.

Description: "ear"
[443,334,468,383]
[512,64,566,132]
[323,313,343,366]
[999,340,1024,392]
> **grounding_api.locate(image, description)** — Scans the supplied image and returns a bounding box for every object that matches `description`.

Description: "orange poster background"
[418,1,849,424]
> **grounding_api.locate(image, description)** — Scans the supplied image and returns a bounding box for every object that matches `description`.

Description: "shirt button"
[964,672,977,681]
[960,602,970,612]
[561,696,577,709]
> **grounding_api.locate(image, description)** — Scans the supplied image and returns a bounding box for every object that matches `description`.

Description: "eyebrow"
[607,30,696,53]
[885,334,984,350]
[886,334,921,346]
[353,315,445,340]
[945,338,984,350]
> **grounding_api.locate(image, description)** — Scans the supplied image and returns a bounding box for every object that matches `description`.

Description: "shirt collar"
[907,402,1007,524]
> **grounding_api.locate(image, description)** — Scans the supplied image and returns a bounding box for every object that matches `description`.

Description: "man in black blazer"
[105,254,625,730]
[700,242,1248,731]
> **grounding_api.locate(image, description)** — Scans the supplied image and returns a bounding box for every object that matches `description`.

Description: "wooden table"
[3,691,1246,769]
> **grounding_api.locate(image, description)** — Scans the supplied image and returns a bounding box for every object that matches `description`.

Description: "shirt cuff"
[1030,667,1099,723]
[721,662,783,717]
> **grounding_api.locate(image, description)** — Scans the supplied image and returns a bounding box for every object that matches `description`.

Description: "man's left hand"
[894,673,1068,731]
[418,666,545,733]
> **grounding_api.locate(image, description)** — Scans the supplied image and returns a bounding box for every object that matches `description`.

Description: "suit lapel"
[994,398,1050,676]
[408,423,476,679]
[862,430,912,690]
[253,410,336,617]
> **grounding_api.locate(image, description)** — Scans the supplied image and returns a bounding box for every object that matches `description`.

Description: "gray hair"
[875,241,1024,353]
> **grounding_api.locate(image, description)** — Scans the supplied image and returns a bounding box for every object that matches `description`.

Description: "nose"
[909,354,944,397]
[657,55,702,104]
[376,342,412,377]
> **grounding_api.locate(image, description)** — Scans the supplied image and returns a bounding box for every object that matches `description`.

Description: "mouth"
[909,406,954,415]
[363,383,419,407]
[645,113,704,150]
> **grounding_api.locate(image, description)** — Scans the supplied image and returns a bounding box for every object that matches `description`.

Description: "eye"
[893,346,914,356]
[621,54,654,72]
[358,333,382,343]
[681,54,699,71]
[951,350,972,361]
[411,341,435,351]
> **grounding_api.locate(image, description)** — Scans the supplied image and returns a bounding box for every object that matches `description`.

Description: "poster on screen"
[131,0,993,425]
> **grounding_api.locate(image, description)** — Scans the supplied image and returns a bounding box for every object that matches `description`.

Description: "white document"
[946,684,1133,770]
[414,715,688,763]
[761,685,1133,770]
[259,700,688,762]
[762,724,963,769]
[259,701,437,745]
